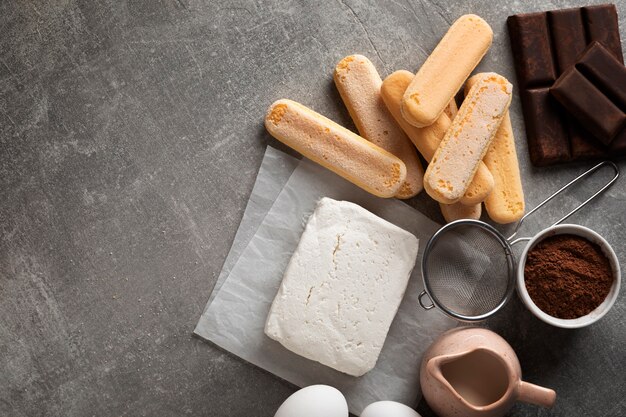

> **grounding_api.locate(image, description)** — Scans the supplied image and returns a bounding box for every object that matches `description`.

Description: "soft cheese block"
[265,198,419,377]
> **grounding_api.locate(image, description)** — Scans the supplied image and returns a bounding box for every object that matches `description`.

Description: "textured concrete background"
[1,0,625,416]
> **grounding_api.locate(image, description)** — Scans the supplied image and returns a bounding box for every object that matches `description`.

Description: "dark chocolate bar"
[551,43,626,144]
[507,4,625,166]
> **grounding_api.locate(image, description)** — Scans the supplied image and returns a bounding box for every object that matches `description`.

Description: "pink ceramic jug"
[420,327,556,417]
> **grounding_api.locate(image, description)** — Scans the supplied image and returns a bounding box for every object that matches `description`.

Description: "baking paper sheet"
[195,147,456,414]
[204,147,299,307]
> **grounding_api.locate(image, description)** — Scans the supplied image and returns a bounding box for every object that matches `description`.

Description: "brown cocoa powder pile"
[524,234,613,319]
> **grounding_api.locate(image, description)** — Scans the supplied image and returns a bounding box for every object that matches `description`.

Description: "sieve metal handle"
[508,161,620,245]
[418,291,435,310]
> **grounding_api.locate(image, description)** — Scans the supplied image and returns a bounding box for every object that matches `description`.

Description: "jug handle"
[518,381,556,408]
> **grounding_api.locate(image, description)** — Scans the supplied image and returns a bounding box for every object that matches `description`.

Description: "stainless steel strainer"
[418,161,620,322]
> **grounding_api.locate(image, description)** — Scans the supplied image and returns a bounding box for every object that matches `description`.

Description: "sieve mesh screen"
[422,221,515,320]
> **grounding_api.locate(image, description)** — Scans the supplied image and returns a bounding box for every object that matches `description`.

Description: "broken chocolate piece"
[551,67,625,144]
[577,42,626,110]
[551,42,626,145]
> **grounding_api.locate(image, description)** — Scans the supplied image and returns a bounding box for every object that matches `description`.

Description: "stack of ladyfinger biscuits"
[265,14,525,224]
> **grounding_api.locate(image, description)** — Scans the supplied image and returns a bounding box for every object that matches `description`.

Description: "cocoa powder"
[524,234,613,319]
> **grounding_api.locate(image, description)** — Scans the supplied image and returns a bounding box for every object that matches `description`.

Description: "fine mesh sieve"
[418,161,620,322]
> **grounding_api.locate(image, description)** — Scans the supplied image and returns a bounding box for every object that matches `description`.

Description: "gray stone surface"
[1,0,625,416]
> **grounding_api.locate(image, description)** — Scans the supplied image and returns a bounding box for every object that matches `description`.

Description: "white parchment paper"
[195,147,456,414]
[204,147,299,307]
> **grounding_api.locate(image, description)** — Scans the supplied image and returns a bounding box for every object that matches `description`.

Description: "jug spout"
[425,354,447,376]
[424,354,461,395]
[425,349,476,376]
[426,348,511,409]
[518,381,556,408]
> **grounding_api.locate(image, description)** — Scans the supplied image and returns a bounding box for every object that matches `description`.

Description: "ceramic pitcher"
[420,327,556,417]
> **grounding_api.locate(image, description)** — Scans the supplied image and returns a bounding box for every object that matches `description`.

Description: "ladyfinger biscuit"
[439,202,482,223]
[444,99,458,120]
[265,99,407,198]
[334,55,423,199]
[402,14,493,127]
[424,74,512,204]
[381,70,494,205]
[466,73,525,223]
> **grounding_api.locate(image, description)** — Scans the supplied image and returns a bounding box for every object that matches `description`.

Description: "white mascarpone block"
[264,197,419,376]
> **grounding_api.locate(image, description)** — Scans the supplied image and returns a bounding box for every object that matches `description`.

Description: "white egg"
[360,401,422,417]
[274,385,348,417]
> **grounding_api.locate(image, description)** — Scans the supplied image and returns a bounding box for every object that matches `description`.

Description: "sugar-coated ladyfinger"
[440,202,482,223]
[423,74,512,204]
[465,73,525,223]
[334,55,423,199]
[381,70,494,206]
[265,99,407,198]
[402,14,493,127]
